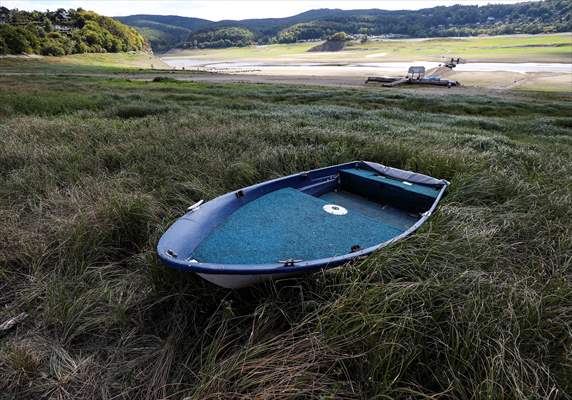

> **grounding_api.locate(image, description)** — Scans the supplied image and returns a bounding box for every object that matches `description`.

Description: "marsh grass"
[111,103,175,119]
[0,75,571,399]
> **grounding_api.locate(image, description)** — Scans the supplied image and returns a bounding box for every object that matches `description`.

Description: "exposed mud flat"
[160,57,572,91]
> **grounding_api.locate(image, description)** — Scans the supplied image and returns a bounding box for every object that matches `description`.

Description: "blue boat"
[157,161,449,288]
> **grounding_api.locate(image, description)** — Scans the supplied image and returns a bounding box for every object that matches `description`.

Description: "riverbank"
[1,35,570,92]
[156,60,571,92]
[159,33,572,92]
[0,52,170,73]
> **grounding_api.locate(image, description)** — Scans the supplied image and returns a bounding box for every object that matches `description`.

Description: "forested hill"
[119,0,572,51]
[0,8,147,56]
[116,14,211,52]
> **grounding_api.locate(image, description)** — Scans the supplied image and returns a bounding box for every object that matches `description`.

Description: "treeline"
[163,0,571,50]
[186,27,255,49]
[0,7,147,55]
[270,0,572,44]
[275,21,346,44]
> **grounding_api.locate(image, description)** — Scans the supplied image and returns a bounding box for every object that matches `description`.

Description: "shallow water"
[162,58,572,74]
[455,63,572,73]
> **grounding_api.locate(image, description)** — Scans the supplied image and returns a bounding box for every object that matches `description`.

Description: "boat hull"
[157,161,449,288]
[197,272,295,289]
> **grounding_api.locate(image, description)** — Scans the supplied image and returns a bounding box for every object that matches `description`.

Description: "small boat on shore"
[157,161,449,288]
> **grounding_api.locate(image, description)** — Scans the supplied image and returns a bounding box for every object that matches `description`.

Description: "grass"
[0,73,571,399]
[0,52,170,74]
[165,33,572,63]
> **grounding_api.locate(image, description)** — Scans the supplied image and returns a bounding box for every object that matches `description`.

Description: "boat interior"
[191,167,441,265]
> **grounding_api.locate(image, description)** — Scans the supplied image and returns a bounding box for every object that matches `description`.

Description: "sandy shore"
[171,66,572,92]
[159,54,572,92]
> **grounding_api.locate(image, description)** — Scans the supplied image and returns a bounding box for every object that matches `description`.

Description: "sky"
[2,0,527,21]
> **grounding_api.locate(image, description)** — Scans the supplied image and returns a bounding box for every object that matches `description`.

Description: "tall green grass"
[0,75,570,399]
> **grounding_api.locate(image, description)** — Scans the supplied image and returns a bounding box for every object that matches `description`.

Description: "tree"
[0,7,147,55]
[40,40,65,55]
[0,25,32,53]
[43,17,53,32]
[0,35,7,54]
[328,31,348,41]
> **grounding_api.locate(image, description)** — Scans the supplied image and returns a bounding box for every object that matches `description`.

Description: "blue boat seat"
[339,168,439,213]
[191,187,404,265]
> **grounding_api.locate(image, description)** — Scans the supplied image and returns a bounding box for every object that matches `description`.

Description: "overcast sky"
[2,0,527,21]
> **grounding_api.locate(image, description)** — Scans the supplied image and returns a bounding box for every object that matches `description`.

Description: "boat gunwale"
[157,161,449,275]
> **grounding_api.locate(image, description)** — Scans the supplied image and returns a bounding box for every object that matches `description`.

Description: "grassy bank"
[0,75,571,399]
[0,52,170,74]
[164,33,572,63]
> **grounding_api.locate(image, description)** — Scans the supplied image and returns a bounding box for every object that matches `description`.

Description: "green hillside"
[0,7,147,56]
[116,15,211,52]
[187,27,255,49]
[119,0,572,51]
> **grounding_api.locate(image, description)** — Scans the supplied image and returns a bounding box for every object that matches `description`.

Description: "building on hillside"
[54,24,71,33]
[0,6,9,22]
[57,10,71,20]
